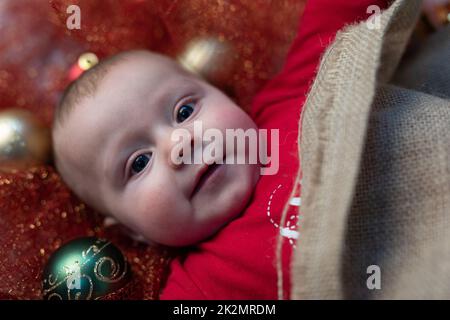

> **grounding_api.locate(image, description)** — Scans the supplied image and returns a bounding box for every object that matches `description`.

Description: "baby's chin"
[195,163,260,239]
[178,208,244,246]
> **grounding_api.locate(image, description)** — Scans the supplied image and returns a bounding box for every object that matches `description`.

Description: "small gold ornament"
[435,3,450,25]
[423,1,450,28]
[177,37,238,87]
[0,108,51,171]
[77,52,99,71]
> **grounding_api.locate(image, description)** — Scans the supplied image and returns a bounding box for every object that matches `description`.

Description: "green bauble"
[42,237,131,300]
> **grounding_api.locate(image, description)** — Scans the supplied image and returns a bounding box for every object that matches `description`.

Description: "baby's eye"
[130,153,152,175]
[176,102,195,123]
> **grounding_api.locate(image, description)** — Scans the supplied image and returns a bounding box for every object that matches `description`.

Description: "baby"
[53,0,390,299]
[52,50,260,247]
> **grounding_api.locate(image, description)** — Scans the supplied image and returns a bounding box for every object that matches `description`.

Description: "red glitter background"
[0,0,304,299]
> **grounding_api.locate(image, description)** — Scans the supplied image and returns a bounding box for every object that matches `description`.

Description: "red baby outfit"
[160,0,389,299]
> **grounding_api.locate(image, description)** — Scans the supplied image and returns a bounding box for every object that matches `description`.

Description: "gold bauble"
[0,108,51,171]
[177,37,238,87]
[78,52,99,71]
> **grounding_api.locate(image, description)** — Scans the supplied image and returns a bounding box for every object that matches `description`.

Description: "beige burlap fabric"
[288,0,450,299]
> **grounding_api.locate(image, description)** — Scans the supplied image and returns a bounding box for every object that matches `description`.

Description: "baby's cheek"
[132,182,191,231]
[216,105,256,131]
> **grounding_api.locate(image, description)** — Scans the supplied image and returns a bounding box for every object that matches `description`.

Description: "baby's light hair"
[53,49,185,128]
[53,52,128,129]
[51,51,140,214]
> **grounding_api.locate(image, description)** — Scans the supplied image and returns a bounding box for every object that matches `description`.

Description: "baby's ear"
[127,231,148,243]
[103,216,120,228]
[103,216,148,243]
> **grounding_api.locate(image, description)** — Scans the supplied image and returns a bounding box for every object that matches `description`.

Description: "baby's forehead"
[104,51,187,86]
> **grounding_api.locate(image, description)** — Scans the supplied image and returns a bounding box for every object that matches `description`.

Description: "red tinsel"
[0,166,173,299]
[0,0,303,123]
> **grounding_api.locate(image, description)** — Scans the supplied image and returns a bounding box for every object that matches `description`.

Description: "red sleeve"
[158,259,207,300]
[159,0,392,300]
[250,0,391,121]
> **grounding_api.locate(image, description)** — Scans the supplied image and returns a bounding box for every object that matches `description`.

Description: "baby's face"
[55,52,260,246]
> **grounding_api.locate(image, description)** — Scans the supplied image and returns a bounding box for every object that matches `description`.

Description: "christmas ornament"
[0,108,51,171]
[434,2,450,25]
[42,237,131,300]
[78,52,99,71]
[423,0,450,28]
[178,37,238,87]
[68,52,100,82]
[0,166,171,300]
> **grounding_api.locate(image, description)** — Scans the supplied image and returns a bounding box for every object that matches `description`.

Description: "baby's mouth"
[190,157,226,198]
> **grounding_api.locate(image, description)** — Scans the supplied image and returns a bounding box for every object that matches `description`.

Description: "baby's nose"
[167,133,195,169]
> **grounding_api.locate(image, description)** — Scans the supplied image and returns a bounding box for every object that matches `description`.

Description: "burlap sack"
[288,0,450,299]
